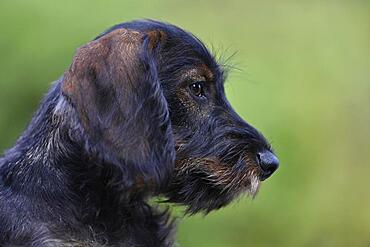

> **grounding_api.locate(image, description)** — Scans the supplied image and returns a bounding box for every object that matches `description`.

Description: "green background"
[0,1,369,246]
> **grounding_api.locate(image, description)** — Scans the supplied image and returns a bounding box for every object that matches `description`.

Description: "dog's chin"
[164,158,262,214]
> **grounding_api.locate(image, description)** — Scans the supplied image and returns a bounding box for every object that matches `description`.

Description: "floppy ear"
[61,29,175,191]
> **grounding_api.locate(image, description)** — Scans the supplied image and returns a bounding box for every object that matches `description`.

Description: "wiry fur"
[0,20,277,246]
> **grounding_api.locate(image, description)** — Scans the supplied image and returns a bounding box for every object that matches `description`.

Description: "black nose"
[257,150,279,180]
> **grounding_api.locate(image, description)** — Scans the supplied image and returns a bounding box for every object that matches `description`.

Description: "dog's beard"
[221,169,261,201]
[164,158,262,214]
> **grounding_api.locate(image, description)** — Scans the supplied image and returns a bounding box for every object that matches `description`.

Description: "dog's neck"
[0,82,83,198]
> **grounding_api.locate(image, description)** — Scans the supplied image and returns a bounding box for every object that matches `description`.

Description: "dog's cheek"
[176,89,198,114]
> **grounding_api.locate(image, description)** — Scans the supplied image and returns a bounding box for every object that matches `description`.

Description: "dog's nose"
[257,150,279,180]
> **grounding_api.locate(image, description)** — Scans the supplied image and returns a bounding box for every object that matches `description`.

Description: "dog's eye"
[189,81,205,98]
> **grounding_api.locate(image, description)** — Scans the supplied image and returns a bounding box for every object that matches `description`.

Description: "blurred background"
[0,0,369,246]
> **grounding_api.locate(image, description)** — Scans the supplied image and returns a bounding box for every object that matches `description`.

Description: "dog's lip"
[259,170,276,181]
[237,159,267,182]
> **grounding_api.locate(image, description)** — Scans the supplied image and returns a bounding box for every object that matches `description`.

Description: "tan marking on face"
[180,64,214,83]
[174,64,215,117]
[175,156,260,192]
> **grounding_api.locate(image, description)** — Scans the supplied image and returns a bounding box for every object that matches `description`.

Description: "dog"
[0,20,279,246]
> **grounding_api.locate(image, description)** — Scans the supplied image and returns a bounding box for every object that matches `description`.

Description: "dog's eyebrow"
[181,65,215,82]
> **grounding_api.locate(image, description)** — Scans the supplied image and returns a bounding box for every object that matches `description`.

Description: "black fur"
[0,20,278,246]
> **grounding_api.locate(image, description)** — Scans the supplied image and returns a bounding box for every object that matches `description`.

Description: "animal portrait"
[0,20,278,246]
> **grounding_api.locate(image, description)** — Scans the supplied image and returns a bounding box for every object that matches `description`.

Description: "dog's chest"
[29,215,176,247]
[31,232,167,247]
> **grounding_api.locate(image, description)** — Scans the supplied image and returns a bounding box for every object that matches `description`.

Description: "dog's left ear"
[61,29,175,191]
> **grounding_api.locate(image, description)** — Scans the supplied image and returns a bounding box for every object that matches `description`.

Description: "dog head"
[61,20,278,213]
